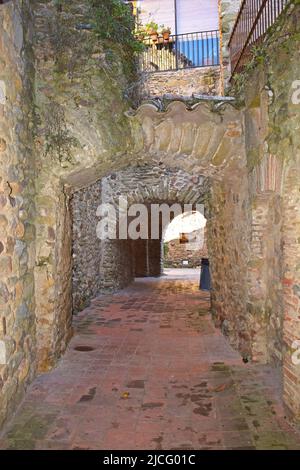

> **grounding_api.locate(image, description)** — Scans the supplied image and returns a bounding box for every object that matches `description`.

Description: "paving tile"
[1,271,300,449]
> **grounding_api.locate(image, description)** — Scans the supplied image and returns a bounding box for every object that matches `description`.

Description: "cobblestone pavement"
[1,270,300,450]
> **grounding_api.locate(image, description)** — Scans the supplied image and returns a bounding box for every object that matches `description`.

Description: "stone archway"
[71,163,211,313]
[1,0,300,436]
[36,99,247,371]
[31,97,253,385]
[126,100,245,178]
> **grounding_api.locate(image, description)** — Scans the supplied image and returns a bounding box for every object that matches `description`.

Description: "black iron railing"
[140,30,220,73]
[229,0,289,77]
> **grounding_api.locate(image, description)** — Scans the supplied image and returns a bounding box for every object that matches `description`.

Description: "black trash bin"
[199,258,211,291]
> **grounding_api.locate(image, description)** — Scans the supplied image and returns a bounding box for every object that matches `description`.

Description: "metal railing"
[140,30,220,73]
[229,0,289,77]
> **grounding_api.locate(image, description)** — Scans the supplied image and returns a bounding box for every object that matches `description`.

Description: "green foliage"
[145,21,159,33]
[163,243,169,258]
[250,45,267,64]
[229,44,268,102]
[89,0,143,53]
[88,0,144,88]
[44,103,79,164]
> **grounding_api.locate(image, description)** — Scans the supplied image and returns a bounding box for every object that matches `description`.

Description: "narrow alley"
[0,0,300,457]
[1,270,300,450]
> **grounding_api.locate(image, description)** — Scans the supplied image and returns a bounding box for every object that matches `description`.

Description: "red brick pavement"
[1,271,300,450]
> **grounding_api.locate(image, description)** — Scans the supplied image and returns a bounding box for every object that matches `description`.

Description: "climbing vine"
[88,0,141,51]
[44,102,79,164]
[88,0,143,79]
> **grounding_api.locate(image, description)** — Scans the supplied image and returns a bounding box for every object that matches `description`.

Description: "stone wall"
[220,0,241,86]
[207,169,251,358]
[265,5,300,418]
[71,182,102,313]
[32,0,136,370]
[127,98,251,361]
[246,191,283,363]
[143,67,221,97]
[0,0,246,432]
[0,0,139,429]
[232,2,300,417]
[71,164,209,307]
[164,228,208,268]
[1,0,300,432]
[0,1,36,428]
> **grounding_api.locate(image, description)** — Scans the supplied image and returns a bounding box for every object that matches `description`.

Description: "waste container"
[199,258,211,291]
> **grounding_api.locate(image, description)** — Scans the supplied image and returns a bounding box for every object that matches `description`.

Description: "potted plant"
[136,26,146,41]
[145,21,159,43]
[135,19,146,41]
[161,25,171,42]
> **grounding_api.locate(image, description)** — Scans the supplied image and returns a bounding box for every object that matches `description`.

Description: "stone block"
[0,138,7,152]
[0,81,6,105]
[0,341,7,365]
[0,256,12,275]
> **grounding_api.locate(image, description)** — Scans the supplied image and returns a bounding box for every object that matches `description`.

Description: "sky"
[164,211,206,242]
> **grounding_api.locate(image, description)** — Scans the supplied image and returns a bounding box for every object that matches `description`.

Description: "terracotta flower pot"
[150,32,158,43]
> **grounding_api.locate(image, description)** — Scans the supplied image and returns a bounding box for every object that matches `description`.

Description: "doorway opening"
[71,165,210,313]
[163,210,207,276]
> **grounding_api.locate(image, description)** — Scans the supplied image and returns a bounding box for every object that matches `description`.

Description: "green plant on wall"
[230,44,268,101]
[44,102,79,164]
[88,0,144,90]
[89,0,143,52]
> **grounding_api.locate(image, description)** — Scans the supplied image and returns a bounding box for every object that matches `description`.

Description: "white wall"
[177,0,219,33]
[139,0,176,33]
[138,0,219,34]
